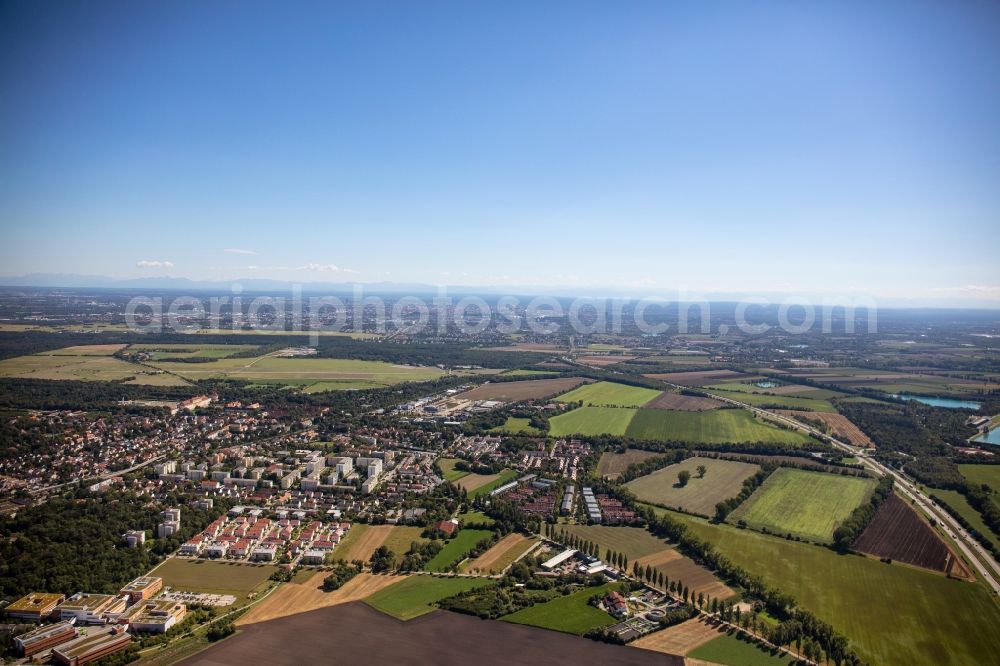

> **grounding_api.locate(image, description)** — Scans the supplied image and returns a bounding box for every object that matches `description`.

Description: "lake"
[890,394,982,410]
[975,429,1000,446]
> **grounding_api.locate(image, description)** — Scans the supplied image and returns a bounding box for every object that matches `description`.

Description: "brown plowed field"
[454,377,589,402]
[646,392,723,411]
[631,616,724,655]
[854,494,971,579]
[644,370,749,386]
[181,602,674,666]
[237,572,407,625]
[775,410,874,447]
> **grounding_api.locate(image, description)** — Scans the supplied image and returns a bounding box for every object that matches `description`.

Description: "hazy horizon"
[2,1,999,306]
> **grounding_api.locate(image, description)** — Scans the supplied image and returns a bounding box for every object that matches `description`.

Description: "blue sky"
[1,1,999,305]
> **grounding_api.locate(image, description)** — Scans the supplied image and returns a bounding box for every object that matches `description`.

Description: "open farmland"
[576,354,636,367]
[706,388,834,412]
[179,602,668,666]
[236,572,406,625]
[424,529,494,571]
[854,494,970,578]
[464,534,537,574]
[644,369,751,386]
[775,410,874,447]
[548,406,637,437]
[664,510,1000,666]
[644,391,722,411]
[625,457,760,516]
[729,468,876,543]
[555,380,662,406]
[149,558,275,604]
[624,409,816,446]
[596,449,662,479]
[147,355,444,389]
[0,349,189,385]
[457,469,519,497]
[40,343,128,355]
[558,525,732,599]
[454,377,588,401]
[688,633,793,666]
[330,525,426,563]
[631,616,723,656]
[364,575,491,620]
[501,582,618,635]
[127,343,259,359]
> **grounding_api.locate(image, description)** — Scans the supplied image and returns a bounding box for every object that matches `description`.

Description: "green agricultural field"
[147,355,444,388]
[380,526,429,559]
[0,350,189,385]
[932,489,1000,540]
[490,417,541,435]
[624,409,815,446]
[424,529,495,572]
[548,406,638,437]
[729,468,875,543]
[364,575,491,620]
[688,633,793,666]
[662,510,1000,666]
[501,582,618,635]
[148,559,275,604]
[436,457,470,482]
[625,457,760,516]
[555,381,662,407]
[707,388,834,412]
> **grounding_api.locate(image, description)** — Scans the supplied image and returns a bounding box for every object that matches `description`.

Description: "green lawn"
[624,409,815,446]
[458,510,496,526]
[729,468,876,543]
[660,509,1000,666]
[501,582,619,634]
[625,457,761,517]
[148,559,275,604]
[554,381,662,407]
[436,457,470,482]
[424,529,495,572]
[490,417,541,435]
[688,633,793,666]
[548,406,637,437]
[364,576,492,620]
[959,465,1000,508]
[932,489,1000,540]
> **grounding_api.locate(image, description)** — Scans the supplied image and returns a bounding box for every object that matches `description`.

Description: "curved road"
[668,382,1000,596]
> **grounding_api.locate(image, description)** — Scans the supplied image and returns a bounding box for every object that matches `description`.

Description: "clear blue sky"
[1,1,998,305]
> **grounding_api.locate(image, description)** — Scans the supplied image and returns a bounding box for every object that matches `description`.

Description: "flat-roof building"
[124,599,187,633]
[119,576,163,605]
[52,626,132,666]
[541,548,577,570]
[5,592,66,621]
[57,593,128,625]
[13,621,77,657]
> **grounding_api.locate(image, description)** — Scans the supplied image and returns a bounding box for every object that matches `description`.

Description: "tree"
[369,545,395,573]
[644,564,653,582]
[677,470,691,487]
[697,464,707,478]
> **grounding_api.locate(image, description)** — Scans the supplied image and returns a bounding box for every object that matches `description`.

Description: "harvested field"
[644,370,750,386]
[634,549,734,600]
[625,457,760,517]
[465,534,537,574]
[548,406,637,437]
[0,351,189,385]
[42,343,128,356]
[624,409,815,446]
[577,354,636,367]
[237,572,407,625]
[482,342,567,352]
[332,524,392,562]
[455,469,518,496]
[178,602,671,666]
[597,449,662,479]
[454,377,588,402]
[775,410,874,447]
[645,392,722,411]
[631,616,724,656]
[854,494,970,578]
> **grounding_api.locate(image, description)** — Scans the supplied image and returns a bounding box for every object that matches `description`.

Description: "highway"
[667,382,1000,596]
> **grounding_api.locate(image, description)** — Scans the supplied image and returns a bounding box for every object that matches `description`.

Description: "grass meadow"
[554,381,662,407]
[364,576,491,620]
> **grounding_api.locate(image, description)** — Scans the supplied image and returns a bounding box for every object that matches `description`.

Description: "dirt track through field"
[631,616,724,655]
[464,534,531,574]
[237,572,406,625]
